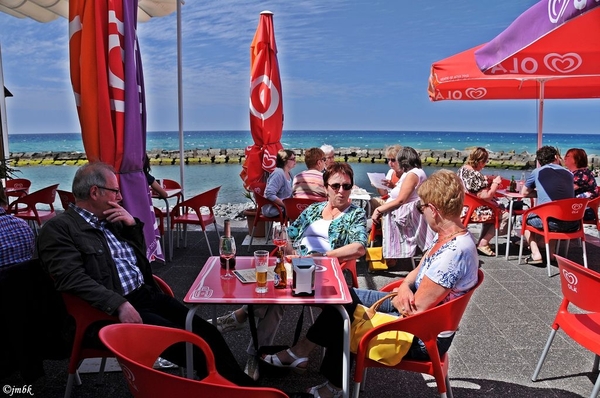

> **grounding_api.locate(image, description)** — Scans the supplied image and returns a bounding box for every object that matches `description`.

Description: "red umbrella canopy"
[475,0,600,76]
[69,0,161,260]
[240,11,284,190]
[428,44,600,102]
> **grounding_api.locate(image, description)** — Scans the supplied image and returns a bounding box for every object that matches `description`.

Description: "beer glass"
[254,250,269,293]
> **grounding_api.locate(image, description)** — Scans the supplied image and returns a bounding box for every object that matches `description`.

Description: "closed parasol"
[240,11,284,190]
[69,0,161,260]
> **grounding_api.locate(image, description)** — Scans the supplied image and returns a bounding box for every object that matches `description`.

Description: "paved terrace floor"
[2,221,599,398]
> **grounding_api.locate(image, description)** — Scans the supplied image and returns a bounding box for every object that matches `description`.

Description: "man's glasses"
[97,186,121,195]
[328,183,353,191]
[415,202,430,214]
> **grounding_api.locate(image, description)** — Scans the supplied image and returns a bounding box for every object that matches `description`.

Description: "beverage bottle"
[273,249,287,289]
[219,219,236,269]
[509,175,517,192]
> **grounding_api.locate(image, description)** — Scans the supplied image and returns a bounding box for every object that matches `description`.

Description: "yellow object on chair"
[366,246,388,271]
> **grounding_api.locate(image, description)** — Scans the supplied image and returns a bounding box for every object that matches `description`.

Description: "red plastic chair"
[518,198,589,277]
[353,269,484,398]
[583,196,600,237]
[8,184,59,232]
[171,186,221,256]
[57,189,76,211]
[247,184,285,252]
[61,275,174,398]
[99,324,289,398]
[283,197,317,224]
[462,192,502,256]
[4,178,31,202]
[531,256,600,398]
[156,178,184,206]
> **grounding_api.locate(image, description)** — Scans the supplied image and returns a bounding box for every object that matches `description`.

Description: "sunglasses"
[387,158,397,162]
[328,183,353,192]
[415,202,430,214]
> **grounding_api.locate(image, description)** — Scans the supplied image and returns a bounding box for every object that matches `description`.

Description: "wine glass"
[292,239,308,258]
[219,236,236,280]
[272,224,288,256]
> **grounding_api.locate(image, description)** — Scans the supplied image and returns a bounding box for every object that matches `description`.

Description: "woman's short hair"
[566,148,588,169]
[397,147,422,171]
[536,146,560,166]
[320,144,334,155]
[72,162,114,200]
[275,149,295,168]
[417,170,464,217]
[323,162,354,186]
[466,147,489,167]
[304,147,325,169]
[384,144,402,160]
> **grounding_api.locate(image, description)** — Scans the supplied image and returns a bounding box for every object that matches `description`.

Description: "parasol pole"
[537,79,545,150]
[0,42,9,178]
[176,0,185,194]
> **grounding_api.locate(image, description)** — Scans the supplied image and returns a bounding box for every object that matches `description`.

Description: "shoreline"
[8,147,551,170]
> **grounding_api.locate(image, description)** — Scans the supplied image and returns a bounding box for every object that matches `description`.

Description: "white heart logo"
[572,203,584,211]
[465,88,487,99]
[562,269,578,285]
[548,0,569,23]
[544,53,582,73]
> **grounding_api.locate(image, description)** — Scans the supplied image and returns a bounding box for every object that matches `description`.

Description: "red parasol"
[240,11,284,190]
[69,0,161,260]
[428,44,600,148]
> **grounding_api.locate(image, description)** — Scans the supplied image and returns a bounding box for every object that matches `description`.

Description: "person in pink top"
[292,147,327,201]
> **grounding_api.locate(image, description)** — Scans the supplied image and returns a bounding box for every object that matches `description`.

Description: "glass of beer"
[254,250,269,293]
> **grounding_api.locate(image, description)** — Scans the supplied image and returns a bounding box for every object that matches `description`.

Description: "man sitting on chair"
[37,162,254,386]
[521,146,578,265]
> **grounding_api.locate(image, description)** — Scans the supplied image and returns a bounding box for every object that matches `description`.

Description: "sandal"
[307,381,342,398]
[525,256,544,265]
[477,245,495,257]
[261,349,308,374]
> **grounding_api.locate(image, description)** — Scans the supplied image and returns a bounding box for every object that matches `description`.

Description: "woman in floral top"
[564,148,599,199]
[456,147,508,256]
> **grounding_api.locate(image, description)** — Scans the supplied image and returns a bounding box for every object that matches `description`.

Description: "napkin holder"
[292,258,315,296]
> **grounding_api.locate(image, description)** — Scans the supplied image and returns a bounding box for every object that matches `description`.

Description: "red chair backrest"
[99,324,288,398]
[283,197,316,222]
[57,189,76,211]
[161,179,182,190]
[521,197,589,241]
[462,192,500,227]
[555,255,600,313]
[4,178,31,195]
[584,196,600,226]
[15,184,59,207]
[173,186,220,218]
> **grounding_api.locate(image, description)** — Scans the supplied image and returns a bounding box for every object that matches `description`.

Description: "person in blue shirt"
[0,184,35,267]
[521,146,577,265]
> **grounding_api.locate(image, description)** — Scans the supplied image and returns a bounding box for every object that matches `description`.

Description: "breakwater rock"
[10,148,593,170]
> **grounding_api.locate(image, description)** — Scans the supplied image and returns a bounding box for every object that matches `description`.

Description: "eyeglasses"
[328,183,353,192]
[416,202,430,214]
[387,158,397,162]
[97,186,121,195]
[325,155,335,160]
[321,158,327,162]
[288,157,296,162]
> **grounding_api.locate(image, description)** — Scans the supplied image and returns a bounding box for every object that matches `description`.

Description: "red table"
[184,256,353,397]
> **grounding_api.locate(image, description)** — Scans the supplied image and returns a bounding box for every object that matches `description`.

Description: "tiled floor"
[2,222,598,397]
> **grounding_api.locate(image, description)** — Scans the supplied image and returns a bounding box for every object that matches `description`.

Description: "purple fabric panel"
[121,0,159,260]
[475,0,599,72]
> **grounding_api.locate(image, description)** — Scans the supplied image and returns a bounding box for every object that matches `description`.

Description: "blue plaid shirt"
[73,205,143,295]
[0,207,35,267]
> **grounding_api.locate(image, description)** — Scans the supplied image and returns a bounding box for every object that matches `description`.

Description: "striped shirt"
[292,169,327,201]
[73,205,143,295]
[0,207,35,267]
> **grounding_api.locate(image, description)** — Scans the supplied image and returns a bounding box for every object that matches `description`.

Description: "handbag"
[350,292,414,366]
[365,224,387,272]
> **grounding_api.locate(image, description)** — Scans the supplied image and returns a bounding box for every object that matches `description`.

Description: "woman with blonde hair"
[456,147,508,256]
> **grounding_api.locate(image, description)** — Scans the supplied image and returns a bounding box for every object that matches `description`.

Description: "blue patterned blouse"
[288,201,368,250]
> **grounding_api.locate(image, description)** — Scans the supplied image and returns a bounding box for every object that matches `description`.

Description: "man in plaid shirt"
[0,184,34,267]
[37,162,253,387]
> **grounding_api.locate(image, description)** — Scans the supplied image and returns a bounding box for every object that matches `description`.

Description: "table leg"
[334,305,351,398]
[185,306,200,379]
[505,199,514,260]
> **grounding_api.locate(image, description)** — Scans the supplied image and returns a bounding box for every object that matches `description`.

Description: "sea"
[7,130,600,205]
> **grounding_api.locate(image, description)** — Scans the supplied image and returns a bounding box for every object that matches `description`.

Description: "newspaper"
[367,172,388,190]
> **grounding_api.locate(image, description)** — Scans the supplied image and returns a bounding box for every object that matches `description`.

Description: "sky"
[1,0,599,135]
